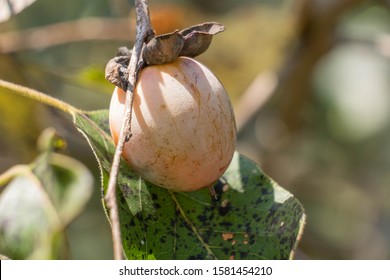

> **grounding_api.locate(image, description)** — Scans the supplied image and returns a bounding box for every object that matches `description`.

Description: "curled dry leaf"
[142,31,185,65]
[105,56,130,90]
[117,46,132,57]
[105,22,225,88]
[179,22,225,57]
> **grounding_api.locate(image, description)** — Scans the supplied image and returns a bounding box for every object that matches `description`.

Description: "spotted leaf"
[75,110,305,260]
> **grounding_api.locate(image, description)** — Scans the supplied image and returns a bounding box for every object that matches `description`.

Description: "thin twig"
[104,0,154,260]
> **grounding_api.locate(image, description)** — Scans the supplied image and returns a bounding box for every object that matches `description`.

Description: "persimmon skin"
[109,57,236,192]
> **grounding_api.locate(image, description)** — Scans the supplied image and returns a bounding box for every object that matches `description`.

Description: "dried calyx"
[105,22,225,89]
[178,22,225,57]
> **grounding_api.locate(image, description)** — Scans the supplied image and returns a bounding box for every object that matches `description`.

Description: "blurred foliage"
[0,128,93,259]
[0,0,390,259]
[0,0,36,23]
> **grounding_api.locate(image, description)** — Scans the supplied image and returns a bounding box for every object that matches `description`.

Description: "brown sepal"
[142,30,185,65]
[179,22,225,57]
[105,55,130,91]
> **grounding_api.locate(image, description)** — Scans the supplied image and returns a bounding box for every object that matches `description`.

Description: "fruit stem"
[105,0,155,260]
[0,79,79,116]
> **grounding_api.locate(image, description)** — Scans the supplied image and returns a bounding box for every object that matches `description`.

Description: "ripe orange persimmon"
[109,57,236,192]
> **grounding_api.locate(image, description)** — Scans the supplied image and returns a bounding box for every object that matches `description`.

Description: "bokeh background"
[1,0,390,259]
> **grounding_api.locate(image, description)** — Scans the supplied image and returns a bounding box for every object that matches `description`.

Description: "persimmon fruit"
[109,57,236,192]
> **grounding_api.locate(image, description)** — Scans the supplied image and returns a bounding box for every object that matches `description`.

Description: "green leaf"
[0,129,93,259]
[74,110,305,260]
[74,111,154,216]
[0,79,305,259]
[0,169,61,259]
